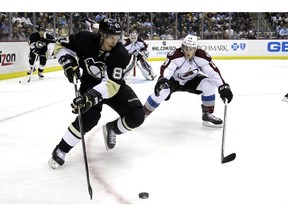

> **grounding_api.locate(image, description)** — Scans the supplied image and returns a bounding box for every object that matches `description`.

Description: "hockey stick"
[221,99,236,164]
[73,75,93,200]
[19,54,39,84]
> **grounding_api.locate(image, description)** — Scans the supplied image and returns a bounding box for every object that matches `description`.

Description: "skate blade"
[202,121,223,128]
[48,158,60,169]
[102,125,110,151]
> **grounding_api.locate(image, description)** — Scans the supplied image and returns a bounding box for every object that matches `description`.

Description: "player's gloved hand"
[71,89,102,114]
[58,54,81,83]
[154,77,170,96]
[140,50,149,59]
[132,50,139,57]
[31,48,40,55]
[218,83,233,103]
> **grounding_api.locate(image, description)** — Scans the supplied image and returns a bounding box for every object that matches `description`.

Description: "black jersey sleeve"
[44,33,56,43]
[54,31,98,59]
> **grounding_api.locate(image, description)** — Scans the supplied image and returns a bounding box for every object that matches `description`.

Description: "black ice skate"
[27,68,36,75]
[38,72,44,78]
[48,146,66,169]
[201,105,223,128]
[282,93,288,102]
[202,112,223,128]
[102,122,116,151]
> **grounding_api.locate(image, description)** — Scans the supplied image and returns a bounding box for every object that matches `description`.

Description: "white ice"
[0,60,288,215]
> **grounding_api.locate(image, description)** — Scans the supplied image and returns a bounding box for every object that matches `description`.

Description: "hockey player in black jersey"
[48,18,145,169]
[27,24,55,78]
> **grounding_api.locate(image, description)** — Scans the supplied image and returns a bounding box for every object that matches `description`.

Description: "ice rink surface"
[1,60,288,215]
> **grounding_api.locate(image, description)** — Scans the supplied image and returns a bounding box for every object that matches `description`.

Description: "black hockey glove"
[31,48,40,55]
[154,77,170,96]
[58,54,81,83]
[132,50,139,57]
[218,83,233,103]
[71,89,102,114]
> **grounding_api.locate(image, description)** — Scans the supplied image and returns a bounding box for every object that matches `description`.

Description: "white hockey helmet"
[181,34,198,49]
[130,31,138,43]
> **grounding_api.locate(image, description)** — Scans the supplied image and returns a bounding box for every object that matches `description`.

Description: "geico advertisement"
[267,41,288,52]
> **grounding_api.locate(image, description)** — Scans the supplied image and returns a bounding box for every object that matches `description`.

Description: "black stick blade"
[89,186,93,200]
[222,153,236,164]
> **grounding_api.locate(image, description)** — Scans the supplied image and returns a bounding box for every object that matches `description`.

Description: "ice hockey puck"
[139,192,149,199]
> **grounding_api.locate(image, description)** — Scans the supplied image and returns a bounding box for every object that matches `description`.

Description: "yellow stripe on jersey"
[68,123,81,138]
[106,79,121,98]
[53,42,63,55]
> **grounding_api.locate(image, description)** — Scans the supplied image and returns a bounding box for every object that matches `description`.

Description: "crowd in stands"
[266,12,288,39]
[0,12,267,42]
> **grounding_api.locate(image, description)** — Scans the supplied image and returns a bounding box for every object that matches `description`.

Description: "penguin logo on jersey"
[84,58,106,79]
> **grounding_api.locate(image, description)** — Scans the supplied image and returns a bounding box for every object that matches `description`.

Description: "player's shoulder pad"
[74,31,98,41]
[109,43,130,67]
[29,32,39,41]
[167,48,184,60]
[123,38,131,46]
[137,37,145,42]
[195,48,212,61]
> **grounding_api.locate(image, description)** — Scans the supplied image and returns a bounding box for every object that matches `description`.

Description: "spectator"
[25,27,33,38]
[278,23,288,39]
[0,18,10,40]
[160,29,174,40]
[17,25,27,41]
[11,12,21,25]
[21,12,33,27]
[45,23,54,36]
[247,30,257,39]
[59,15,67,27]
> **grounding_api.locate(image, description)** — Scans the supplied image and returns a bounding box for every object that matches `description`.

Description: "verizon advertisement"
[0,42,58,79]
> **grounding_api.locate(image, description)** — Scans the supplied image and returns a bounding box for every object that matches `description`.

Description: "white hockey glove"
[141,50,149,59]
[132,50,139,57]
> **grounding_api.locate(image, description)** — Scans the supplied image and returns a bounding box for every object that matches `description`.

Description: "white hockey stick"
[19,54,39,84]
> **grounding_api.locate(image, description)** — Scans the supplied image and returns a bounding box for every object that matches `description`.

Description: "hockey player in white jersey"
[143,34,233,127]
[123,31,157,80]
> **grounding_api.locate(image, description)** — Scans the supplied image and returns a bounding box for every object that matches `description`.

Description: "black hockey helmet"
[37,24,45,32]
[99,18,122,35]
